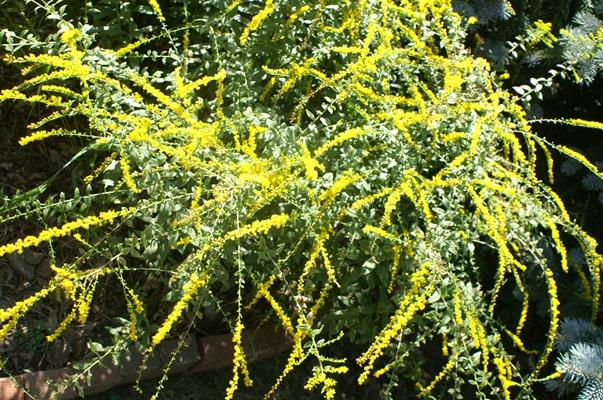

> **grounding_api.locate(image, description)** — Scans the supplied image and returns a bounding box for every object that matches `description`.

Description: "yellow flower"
[319,171,362,206]
[47,308,77,343]
[147,0,165,23]
[0,208,135,258]
[547,217,568,273]
[417,356,455,397]
[362,225,397,242]
[60,28,82,50]
[225,320,253,400]
[151,273,208,346]
[240,0,275,45]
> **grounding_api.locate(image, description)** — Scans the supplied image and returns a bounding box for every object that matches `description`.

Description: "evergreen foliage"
[454,0,603,89]
[548,319,603,400]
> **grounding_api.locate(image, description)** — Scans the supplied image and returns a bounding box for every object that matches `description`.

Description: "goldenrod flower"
[547,217,568,273]
[151,273,208,346]
[240,0,275,45]
[0,208,135,258]
[225,320,253,400]
[147,0,165,23]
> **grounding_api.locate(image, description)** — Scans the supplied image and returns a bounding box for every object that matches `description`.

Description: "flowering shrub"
[1,0,603,399]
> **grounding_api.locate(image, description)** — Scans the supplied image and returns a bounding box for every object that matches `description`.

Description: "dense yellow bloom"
[259,287,295,335]
[566,118,603,131]
[531,269,560,378]
[287,5,311,24]
[47,308,77,343]
[532,20,557,48]
[362,225,397,242]
[223,213,289,242]
[314,127,372,157]
[417,356,455,397]
[18,128,71,146]
[536,138,555,184]
[84,152,119,184]
[151,273,208,346]
[453,288,463,325]
[60,28,82,51]
[557,145,603,181]
[547,217,568,273]
[120,152,141,193]
[300,143,325,181]
[0,208,135,257]
[225,320,253,400]
[347,187,392,213]
[305,364,348,400]
[147,0,165,23]
[505,329,537,355]
[540,184,570,222]
[387,245,401,293]
[240,0,275,45]
[319,171,362,206]
[357,261,433,384]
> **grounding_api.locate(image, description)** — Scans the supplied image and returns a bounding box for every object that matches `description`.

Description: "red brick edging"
[0,327,291,400]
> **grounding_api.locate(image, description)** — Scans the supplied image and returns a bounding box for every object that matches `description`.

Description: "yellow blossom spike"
[151,273,208,347]
[147,0,165,23]
[240,0,275,45]
[0,208,136,258]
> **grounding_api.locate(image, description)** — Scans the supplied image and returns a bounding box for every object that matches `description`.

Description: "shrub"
[1,0,602,399]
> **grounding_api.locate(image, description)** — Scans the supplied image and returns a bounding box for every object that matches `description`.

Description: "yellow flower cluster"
[300,143,325,181]
[304,364,349,400]
[60,28,82,51]
[239,0,275,45]
[557,145,603,182]
[362,225,397,242]
[493,355,517,400]
[453,288,463,326]
[47,308,78,343]
[531,269,560,378]
[120,152,141,194]
[0,207,135,258]
[512,270,529,335]
[114,38,151,58]
[287,5,311,25]
[387,245,401,294]
[540,184,571,223]
[318,171,362,206]
[546,217,568,273]
[536,138,555,184]
[225,320,253,400]
[84,152,118,184]
[223,213,289,242]
[241,125,267,160]
[147,0,165,23]
[505,329,537,355]
[265,326,304,399]
[0,286,54,340]
[314,127,372,157]
[566,118,603,131]
[357,261,434,384]
[467,310,490,373]
[348,187,392,212]
[417,356,455,397]
[257,285,295,335]
[532,20,558,48]
[151,273,208,346]
[18,128,69,146]
[297,227,330,293]
[77,287,96,324]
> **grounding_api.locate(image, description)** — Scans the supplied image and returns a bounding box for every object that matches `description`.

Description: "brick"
[0,376,24,400]
[156,336,201,374]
